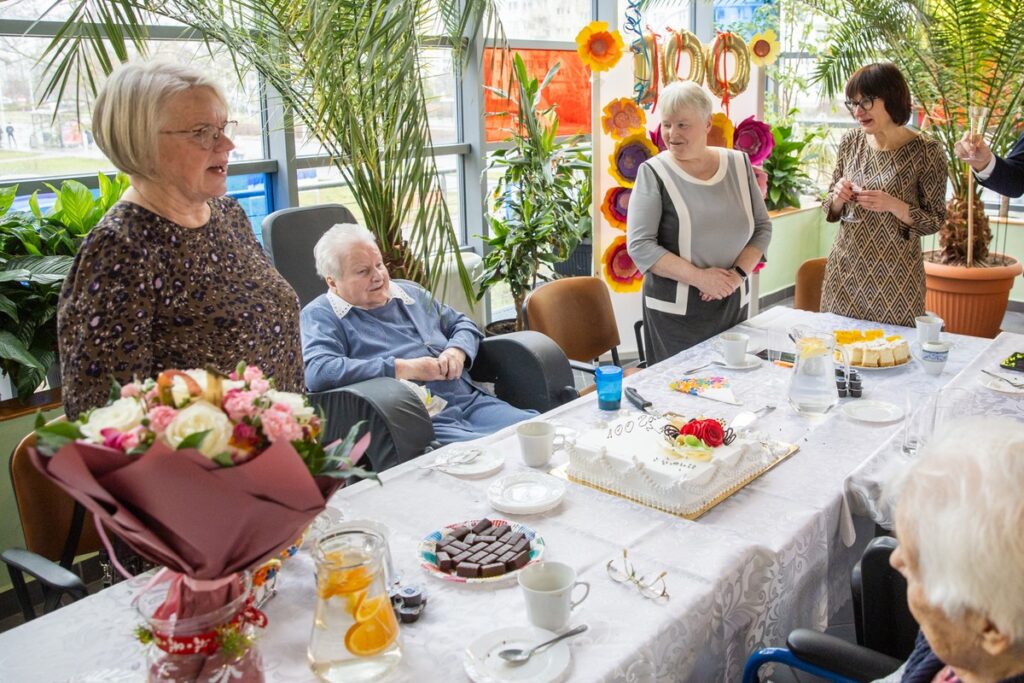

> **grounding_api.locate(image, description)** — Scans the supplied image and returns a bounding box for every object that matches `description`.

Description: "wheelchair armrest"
[786,628,903,682]
[2,547,88,621]
[471,331,578,412]
[308,377,434,473]
[570,359,597,375]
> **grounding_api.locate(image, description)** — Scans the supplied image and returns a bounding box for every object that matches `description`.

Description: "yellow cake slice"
[878,346,896,367]
[861,346,880,367]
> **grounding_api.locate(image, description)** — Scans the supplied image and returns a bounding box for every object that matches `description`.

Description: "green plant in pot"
[813,0,1024,336]
[0,174,130,400]
[477,54,592,333]
[762,120,824,211]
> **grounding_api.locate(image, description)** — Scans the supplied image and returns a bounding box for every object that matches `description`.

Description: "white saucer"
[842,400,904,423]
[463,626,572,683]
[721,354,763,370]
[488,472,566,515]
[979,375,1024,395]
[432,447,505,478]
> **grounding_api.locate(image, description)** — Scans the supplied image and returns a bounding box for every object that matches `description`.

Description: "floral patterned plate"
[418,518,544,585]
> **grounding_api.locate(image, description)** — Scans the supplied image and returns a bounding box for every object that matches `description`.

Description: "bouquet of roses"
[29,363,373,682]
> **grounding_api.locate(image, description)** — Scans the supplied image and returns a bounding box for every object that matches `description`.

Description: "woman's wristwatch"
[732,264,748,280]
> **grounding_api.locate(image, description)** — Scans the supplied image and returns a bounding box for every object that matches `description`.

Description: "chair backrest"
[261,203,358,307]
[523,277,622,363]
[794,257,827,312]
[9,428,101,564]
[852,535,918,660]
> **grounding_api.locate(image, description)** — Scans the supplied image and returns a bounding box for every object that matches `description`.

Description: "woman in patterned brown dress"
[821,63,947,326]
[58,62,303,418]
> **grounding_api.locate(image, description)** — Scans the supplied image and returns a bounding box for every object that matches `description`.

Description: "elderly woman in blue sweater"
[300,223,535,444]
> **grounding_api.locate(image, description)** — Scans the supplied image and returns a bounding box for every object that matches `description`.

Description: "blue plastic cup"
[595,365,623,411]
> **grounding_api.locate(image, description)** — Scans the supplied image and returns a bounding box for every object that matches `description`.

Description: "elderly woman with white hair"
[626,81,772,364]
[880,416,1024,682]
[300,223,535,445]
[58,61,303,418]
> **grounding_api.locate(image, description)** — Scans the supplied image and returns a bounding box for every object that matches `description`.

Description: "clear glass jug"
[308,530,402,682]
[787,328,849,415]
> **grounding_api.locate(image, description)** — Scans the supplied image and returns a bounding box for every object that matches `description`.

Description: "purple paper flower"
[733,116,775,165]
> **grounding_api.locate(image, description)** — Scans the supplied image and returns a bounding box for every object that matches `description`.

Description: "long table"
[0,307,1019,682]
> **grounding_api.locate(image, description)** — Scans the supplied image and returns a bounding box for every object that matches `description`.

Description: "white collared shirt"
[974,153,997,180]
[326,282,415,318]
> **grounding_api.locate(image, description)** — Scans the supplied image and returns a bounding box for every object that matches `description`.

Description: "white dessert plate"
[419,519,544,585]
[488,472,566,515]
[979,375,1024,395]
[846,359,912,371]
[430,447,505,478]
[721,354,763,370]
[841,400,904,423]
[463,626,571,683]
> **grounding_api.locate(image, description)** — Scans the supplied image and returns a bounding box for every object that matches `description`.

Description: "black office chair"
[743,536,914,682]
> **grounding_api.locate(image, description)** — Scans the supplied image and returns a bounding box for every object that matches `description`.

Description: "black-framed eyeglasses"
[606,549,670,602]
[844,96,877,114]
[160,121,238,150]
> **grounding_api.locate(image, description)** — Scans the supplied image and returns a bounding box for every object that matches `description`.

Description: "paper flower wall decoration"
[601,187,632,231]
[609,133,659,187]
[749,30,781,67]
[649,125,667,152]
[602,98,646,139]
[707,113,734,149]
[733,115,775,165]
[602,236,643,292]
[576,21,625,72]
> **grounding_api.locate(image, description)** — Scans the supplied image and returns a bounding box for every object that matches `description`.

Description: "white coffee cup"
[915,315,943,344]
[517,422,570,468]
[918,340,952,376]
[715,332,749,366]
[518,561,590,631]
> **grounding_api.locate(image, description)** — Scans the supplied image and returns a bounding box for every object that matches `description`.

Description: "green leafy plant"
[477,54,592,331]
[812,0,1024,265]
[761,122,822,210]
[0,173,130,400]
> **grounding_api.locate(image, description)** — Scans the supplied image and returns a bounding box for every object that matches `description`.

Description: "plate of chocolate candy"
[419,518,544,584]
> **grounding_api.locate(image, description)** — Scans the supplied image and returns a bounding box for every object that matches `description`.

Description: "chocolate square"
[471,519,493,534]
[449,526,471,541]
[505,549,530,571]
[451,551,472,564]
[493,524,513,538]
[477,535,498,543]
[484,541,505,554]
[479,553,498,565]
[481,562,506,578]
[507,532,524,546]
[512,538,529,553]
[468,542,488,554]
[456,562,480,578]
[436,551,453,573]
[463,533,477,545]
[449,540,470,552]
[467,551,488,564]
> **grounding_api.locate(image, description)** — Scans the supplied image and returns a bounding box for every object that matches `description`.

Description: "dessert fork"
[981,369,1024,389]
[420,448,483,470]
[681,360,727,374]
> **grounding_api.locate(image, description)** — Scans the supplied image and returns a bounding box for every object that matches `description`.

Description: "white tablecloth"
[0,307,1016,683]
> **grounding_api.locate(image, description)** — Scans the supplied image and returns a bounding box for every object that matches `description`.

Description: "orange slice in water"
[317,565,374,599]
[344,594,399,657]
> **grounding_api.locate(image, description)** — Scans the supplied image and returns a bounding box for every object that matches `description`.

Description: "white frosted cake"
[567,414,780,517]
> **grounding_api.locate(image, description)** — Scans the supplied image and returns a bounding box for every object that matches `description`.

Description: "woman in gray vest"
[626,81,772,365]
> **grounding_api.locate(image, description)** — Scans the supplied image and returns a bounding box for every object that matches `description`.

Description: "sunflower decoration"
[602,236,643,293]
[749,30,781,68]
[601,187,632,231]
[609,133,659,187]
[602,98,646,139]
[707,113,734,149]
[576,21,625,73]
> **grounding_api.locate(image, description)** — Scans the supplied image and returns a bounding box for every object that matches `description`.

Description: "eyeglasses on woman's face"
[160,121,238,150]
[844,96,877,114]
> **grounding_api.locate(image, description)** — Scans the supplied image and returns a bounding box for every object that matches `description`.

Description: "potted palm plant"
[814,0,1023,336]
[476,54,592,333]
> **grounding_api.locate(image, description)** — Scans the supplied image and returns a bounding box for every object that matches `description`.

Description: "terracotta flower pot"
[923,253,1023,338]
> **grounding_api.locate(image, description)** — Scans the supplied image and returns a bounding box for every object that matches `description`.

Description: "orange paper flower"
[602,236,643,292]
[602,98,646,139]
[576,21,625,72]
[707,113,734,149]
[600,187,631,231]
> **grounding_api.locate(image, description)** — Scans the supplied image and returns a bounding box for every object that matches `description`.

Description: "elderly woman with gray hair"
[58,61,303,419]
[626,80,771,365]
[879,416,1024,682]
[300,223,535,445]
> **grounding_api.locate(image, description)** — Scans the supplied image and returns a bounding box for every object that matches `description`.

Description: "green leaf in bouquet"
[176,429,211,452]
[108,376,123,403]
[213,451,235,467]
[34,418,84,456]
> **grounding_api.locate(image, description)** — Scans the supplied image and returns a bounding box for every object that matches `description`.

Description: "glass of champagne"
[841,167,863,223]
[965,106,990,161]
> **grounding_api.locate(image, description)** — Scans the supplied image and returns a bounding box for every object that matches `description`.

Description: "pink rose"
[223,389,261,422]
[753,166,769,199]
[147,405,179,433]
[249,378,270,394]
[120,384,142,398]
[733,116,775,165]
[100,427,142,452]
[260,405,303,443]
[243,366,264,383]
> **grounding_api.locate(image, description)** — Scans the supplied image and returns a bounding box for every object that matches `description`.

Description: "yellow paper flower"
[576,21,625,72]
[608,133,660,187]
[749,30,781,67]
[602,98,646,139]
[602,236,643,292]
[707,113,734,149]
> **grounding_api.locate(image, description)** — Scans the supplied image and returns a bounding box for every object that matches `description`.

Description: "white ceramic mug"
[915,315,943,344]
[518,561,590,631]
[517,422,571,468]
[918,340,952,376]
[715,332,749,366]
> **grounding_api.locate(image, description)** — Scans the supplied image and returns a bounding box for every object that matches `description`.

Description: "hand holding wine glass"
[840,169,863,223]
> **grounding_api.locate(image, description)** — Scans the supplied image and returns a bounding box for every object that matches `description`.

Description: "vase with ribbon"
[135,570,267,683]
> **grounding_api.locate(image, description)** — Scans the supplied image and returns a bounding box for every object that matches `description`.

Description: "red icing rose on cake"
[679,418,725,447]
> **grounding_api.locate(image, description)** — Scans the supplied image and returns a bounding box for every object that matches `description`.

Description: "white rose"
[80,398,145,442]
[169,369,245,406]
[265,390,315,421]
[162,400,234,459]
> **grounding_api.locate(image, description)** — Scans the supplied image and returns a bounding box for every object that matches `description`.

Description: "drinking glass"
[902,391,937,456]
[964,106,991,161]
[841,168,863,223]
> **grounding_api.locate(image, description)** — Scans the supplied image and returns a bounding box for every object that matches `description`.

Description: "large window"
[494,0,591,42]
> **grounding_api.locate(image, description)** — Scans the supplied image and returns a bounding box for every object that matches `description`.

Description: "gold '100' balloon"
[661,28,705,86]
[704,32,751,99]
[631,32,659,109]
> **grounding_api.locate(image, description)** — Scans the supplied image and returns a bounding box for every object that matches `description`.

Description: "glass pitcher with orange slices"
[309,530,402,681]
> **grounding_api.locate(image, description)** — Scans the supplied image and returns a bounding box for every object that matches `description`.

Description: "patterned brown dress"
[58,197,304,418]
[820,129,947,326]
